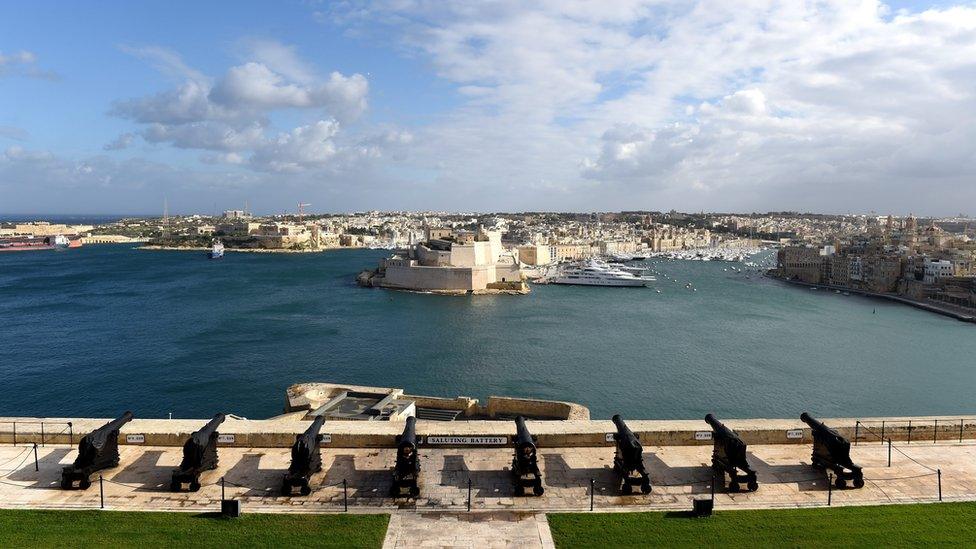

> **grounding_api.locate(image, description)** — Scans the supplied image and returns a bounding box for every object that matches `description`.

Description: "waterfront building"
[363,226,527,293]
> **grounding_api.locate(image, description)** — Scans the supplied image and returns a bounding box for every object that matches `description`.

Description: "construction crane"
[298,203,312,224]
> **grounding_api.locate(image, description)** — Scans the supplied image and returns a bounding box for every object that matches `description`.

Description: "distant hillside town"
[771,214,976,315]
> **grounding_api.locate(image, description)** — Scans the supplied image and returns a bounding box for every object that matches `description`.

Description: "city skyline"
[3,0,976,215]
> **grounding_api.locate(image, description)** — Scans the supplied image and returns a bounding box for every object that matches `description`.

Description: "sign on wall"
[695,431,713,441]
[217,434,235,444]
[125,434,145,444]
[426,436,508,445]
[786,429,803,439]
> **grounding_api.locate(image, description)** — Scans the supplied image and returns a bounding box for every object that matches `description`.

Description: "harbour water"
[1,244,974,420]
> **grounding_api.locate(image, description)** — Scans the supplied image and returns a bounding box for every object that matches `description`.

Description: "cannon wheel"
[60,478,73,490]
[621,482,632,495]
[389,485,399,497]
[300,484,312,496]
[834,476,846,489]
[853,477,864,489]
[728,481,740,493]
[79,478,91,490]
[410,485,420,498]
[533,480,544,497]
[514,484,525,497]
[189,480,201,492]
[747,479,759,492]
[640,479,651,494]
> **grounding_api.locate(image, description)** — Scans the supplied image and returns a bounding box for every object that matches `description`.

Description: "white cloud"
[103,132,136,151]
[325,0,976,213]
[0,125,29,141]
[250,120,340,172]
[0,49,57,80]
[111,42,383,173]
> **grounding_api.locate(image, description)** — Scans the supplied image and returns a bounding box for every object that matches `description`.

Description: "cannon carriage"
[171,413,226,492]
[390,416,421,498]
[801,412,864,489]
[611,415,651,494]
[60,411,133,490]
[282,416,326,496]
[511,416,544,496]
[705,414,758,492]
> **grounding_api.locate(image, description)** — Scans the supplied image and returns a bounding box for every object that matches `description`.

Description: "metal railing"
[854,418,975,445]
[0,421,73,447]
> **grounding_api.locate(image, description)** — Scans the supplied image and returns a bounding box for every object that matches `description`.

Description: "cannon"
[611,415,651,494]
[282,416,326,496]
[61,411,133,489]
[705,414,758,492]
[171,413,226,492]
[801,412,864,489]
[511,416,544,496]
[390,416,421,497]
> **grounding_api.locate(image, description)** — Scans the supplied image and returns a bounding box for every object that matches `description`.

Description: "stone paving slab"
[0,442,972,514]
[383,512,554,549]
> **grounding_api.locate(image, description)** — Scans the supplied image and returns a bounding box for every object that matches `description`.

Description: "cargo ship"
[0,234,80,252]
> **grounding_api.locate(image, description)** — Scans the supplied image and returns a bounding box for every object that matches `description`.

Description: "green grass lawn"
[548,503,976,548]
[0,509,389,549]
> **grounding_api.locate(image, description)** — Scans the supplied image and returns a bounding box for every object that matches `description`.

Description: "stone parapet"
[1,415,973,448]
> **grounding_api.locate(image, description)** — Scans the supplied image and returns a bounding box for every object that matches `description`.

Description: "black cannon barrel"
[191,413,226,445]
[302,416,325,440]
[83,411,134,450]
[99,411,134,433]
[515,416,533,446]
[800,412,824,430]
[612,414,640,445]
[705,413,737,440]
[399,416,417,448]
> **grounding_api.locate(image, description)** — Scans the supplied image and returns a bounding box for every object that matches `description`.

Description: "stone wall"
[5,415,972,449]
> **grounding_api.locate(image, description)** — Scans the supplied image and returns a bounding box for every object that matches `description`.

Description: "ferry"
[208,238,225,259]
[0,234,74,252]
[550,260,647,287]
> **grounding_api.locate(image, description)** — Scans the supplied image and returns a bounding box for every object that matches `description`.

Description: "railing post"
[467,478,472,512]
[590,478,595,511]
[907,421,912,445]
[68,422,73,446]
[960,419,965,443]
[934,419,938,444]
[33,443,39,471]
[887,439,892,467]
[343,479,348,512]
[827,473,833,506]
[221,476,225,500]
[880,421,885,445]
[854,422,859,446]
[938,469,942,502]
[99,475,104,509]
[711,473,716,507]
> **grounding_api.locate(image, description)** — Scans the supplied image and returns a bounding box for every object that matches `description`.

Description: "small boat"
[208,238,225,259]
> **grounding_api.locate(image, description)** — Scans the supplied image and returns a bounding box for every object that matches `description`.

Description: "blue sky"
[2,1,975,215]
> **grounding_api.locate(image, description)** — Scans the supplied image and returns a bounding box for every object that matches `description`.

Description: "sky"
[1,0,975,216]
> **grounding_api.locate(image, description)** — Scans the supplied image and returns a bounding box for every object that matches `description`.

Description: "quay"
[770,275,976,324]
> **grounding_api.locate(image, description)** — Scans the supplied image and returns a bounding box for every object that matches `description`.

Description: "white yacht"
[550,260,647,287]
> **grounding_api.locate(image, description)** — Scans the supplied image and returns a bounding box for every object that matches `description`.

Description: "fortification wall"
[3,415,972,449]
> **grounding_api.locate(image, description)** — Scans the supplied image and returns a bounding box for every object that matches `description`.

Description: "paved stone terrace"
[1,441,972,513]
